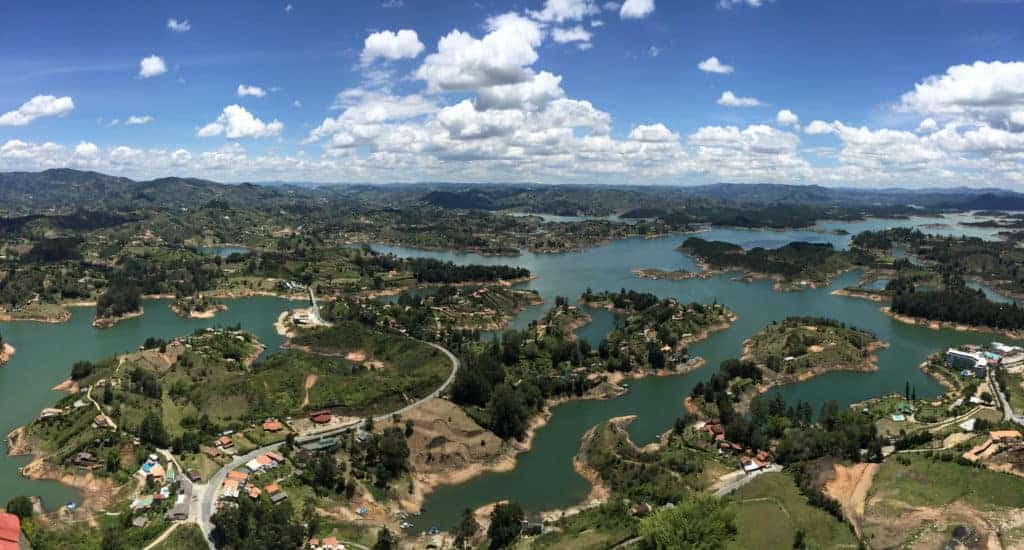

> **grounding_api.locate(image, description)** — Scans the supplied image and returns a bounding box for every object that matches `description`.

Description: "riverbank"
[169,301,227,319]
[831,288,889,302]
[881,307,1024,340]
[91,307,144,329]
[631,268,703,281]
[0,343,14,365]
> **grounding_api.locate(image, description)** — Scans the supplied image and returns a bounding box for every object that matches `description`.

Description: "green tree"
[139,411,169,447]
[373,527,396,550]
[487,502,524,549]
[639,495,736,550]
[487,384,528,440]
[5,496,33,520]
[455,507,480,549]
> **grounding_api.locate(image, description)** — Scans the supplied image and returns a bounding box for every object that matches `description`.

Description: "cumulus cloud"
[198,105,283,139]
[167,18,191,32]
[698,56,733,74]
[361,29,425,64]
[717,91,761,107]
[529,0,600,22]
[804,120,835,135]
[776,109,799,126]
[138,55,167,78]
[475,71,565,111]
[73,142,99,158]
[551,26,592,47]
[898,61,1024,127]
[629,123,679,142]
[620,0,655,19]
[0,95,75,126]
[415,13,543,92]
[917,118,938,133]
[237,84,267,98]
[126,115,153,125]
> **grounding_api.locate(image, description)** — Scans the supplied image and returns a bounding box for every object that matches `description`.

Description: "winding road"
[196,335,461,548]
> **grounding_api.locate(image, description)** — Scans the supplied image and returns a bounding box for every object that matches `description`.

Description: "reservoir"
[0,213,1014,520]
[0,295,299,509]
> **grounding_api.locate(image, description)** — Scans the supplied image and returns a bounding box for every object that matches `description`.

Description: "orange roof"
[323,537,339,546]
[264,482,280,494]
[256,455,273,466]
[227,470,249,482]
[991,430,1023,440]
[149,464,165,478]
[266,451,284,462]
[262,419,283,432]
[222,479,239,490]
[0,512,20,545]
[248,486,262,498]
[217,435,233,446]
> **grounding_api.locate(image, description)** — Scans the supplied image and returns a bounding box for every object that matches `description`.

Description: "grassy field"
[520,502,638,549]
[744,317,879,375]
[871,455,1024,510]
[150,523,208,550]
[727,472,858,550]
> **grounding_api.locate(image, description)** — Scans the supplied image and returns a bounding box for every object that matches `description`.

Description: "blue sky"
[2,0,1024,186]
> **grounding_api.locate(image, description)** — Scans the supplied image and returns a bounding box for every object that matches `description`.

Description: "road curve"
[197,336,460,548]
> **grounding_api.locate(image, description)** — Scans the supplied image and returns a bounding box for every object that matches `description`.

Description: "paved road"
[197,336,460,548]
[713,464,783,497]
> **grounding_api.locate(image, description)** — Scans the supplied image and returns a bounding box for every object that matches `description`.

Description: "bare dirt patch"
[344,350,367,362]
[824,462,878,538]
[301,374,318,409]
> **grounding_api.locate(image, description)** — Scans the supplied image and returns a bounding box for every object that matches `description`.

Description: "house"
[221,479,241,500]
[946,349,988,377]
[310,410,332,424]
[203,446,222,458]
[266,450,284,463]
[631,502,653,517]
[166,494,189,521]
[0,512,27,550]
[130,495,154,511]
[73,451,99,468]
[991,430,1023,443]
[37,407,63,421]
[262,419,283,432]
[741,457,765,473]
[186,469,202,482]
[216,435,234,449]
[248,486,262,499]
[149,464,166,483]
[226,470,249,484]
[265,483,288,504]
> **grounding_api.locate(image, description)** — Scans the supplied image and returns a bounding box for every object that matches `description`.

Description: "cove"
[0,295,299,510]
[369,227,1020,532]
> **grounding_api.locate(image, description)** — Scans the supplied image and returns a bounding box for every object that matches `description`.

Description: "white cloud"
[305,89,438,143]
[292,99,303,108]
[620,0,655,19]
[167,18,191,32]
[899,61,1024,127]
[237,84,267,98]
[361,29,425,64]
[138,55,167,78]
[198,105,283,139]
[126,115,153,125]
[1012,111,1024,127]
[437,100,525,140]
[717,90,760,107]
[917,117,938,133]
[629,123,679,142]
[552,26,592,47]
[0,95,75,126]
[285,3,294,14]
[73,142,99,158]
[382,0,404,6]
[776,109,798,126]
[718,0,769,8]
[698,56,733,74]
[528,0,599,22]
[590,19,605,27]
[648,46,661,58]
[476,71,565,111]
[415,13,543,92]
[804,120,835,135]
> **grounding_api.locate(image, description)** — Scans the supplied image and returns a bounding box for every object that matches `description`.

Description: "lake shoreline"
[881,306,1024,340]
[0,343,14,365]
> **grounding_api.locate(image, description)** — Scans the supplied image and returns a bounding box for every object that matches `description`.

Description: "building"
[186,468,202,482]
[221,479,240,500]
[216,435,234,449]
[309,410,332,424]
[946,349,988,378]
[991,430,1022,443]
[262,419,283,432]
[0,512,27,550]
[226,470,249,484]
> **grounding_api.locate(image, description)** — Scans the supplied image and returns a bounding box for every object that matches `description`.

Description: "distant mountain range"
[4,169,1024,213]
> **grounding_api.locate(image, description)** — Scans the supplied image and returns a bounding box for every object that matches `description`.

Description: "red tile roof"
[0,512,21,546]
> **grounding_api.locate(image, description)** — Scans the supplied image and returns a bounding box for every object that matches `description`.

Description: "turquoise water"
[0,214,1017,521]
[0,296,299,510]
[369,231,1016,531]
